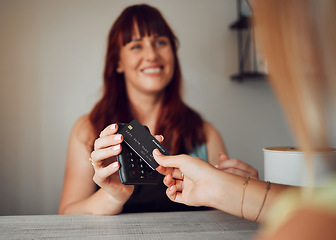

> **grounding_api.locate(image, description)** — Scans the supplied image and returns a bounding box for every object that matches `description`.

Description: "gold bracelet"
[254,181,271,222]
[241,176,251,219]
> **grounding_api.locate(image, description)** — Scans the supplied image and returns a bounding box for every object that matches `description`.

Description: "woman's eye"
[156,40,167,47]
[131,45,142,50]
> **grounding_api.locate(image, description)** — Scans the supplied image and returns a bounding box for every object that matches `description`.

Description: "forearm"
[59,188,125,215]
[240,178,291,222]
[208,171,290,222]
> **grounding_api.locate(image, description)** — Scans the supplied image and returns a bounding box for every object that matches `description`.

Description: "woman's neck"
[127,91,164,133]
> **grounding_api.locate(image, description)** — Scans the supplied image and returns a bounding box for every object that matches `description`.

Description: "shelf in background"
[229,0,267,83]
[230,71,267,82]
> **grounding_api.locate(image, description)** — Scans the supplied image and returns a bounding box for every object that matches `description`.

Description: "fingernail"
[160,135,164,141]
[114,134,122,140]
[112,162,119,169]
[110,124,117,130]
[153,149,162,156]
[112,145,121,150]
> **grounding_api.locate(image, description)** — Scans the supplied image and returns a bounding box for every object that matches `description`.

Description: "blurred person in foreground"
[154,0,336,239]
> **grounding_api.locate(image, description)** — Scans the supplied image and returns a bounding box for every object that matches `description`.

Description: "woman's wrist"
[203,170,231,211]
[206,171,245,216]
[88,188,127,215]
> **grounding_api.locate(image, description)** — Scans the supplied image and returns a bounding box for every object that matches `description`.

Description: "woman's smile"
[141,65,164,75]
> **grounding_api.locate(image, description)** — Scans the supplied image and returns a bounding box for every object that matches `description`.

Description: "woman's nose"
[144,45,158,61]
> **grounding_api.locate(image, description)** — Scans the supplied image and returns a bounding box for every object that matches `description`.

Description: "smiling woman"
[57,3,258,215]
[117,33,174,96]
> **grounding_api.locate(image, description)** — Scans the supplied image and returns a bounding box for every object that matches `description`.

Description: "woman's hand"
[215,153,259,179]
[154,150,225,208]
[90,123,134,203]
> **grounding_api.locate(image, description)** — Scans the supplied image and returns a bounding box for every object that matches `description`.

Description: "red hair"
[89,4,205,154]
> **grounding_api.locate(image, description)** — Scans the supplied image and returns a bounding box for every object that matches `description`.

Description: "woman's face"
[117,27,175,96]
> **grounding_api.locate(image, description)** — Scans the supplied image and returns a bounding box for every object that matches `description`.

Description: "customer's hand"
[154,150,224,208]
[216,153,259,179]
[90,123,134,203]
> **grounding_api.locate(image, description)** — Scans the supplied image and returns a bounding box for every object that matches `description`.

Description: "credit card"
[118,119,170,170]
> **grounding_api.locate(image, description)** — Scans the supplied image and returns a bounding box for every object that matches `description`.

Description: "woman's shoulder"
[203,121,216,131]
[203,121,223,141]
[71,114,96,145]
[201,121,227,165]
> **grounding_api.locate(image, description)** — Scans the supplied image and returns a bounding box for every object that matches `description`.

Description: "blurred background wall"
[0,0,295,215]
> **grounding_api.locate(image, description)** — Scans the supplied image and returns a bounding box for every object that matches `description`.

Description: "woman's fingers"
[217,158,248,171]
[163,174,175,187]
[153,149,187,168]
[90,124,124,166]
[161,168,183,181]
[174,180,183,192]
[218,152,230,161]
[222,168,255,178]
[154,134,164,143]
[164,174,183,191]
[93,161,120,183]
[166,185,184,204]
[221,167,258,179]
[99,123,118,137]
[166,184,177,201]
[217,158,259,179]
[94,134,123,150]
[154,149,177,175]
[171,168,183,180]
[91,145,122,166]
[95,162,120,180]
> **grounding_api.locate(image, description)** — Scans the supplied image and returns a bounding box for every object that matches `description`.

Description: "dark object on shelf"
[229,16,250,30]
[231,71,265,81]
[230,0,267,82]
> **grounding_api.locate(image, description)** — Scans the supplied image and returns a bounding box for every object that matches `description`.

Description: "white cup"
[263,146,336,186]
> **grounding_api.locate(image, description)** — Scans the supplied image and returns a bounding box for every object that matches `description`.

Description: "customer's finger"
[154,149,180,176]
[171,168,184,180]
[153,149,183,168]
[163,174,175,188]
[166,185,179,202]
[174,180,183,192]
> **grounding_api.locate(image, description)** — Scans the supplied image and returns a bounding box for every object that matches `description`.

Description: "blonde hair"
[253,0,336,187]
